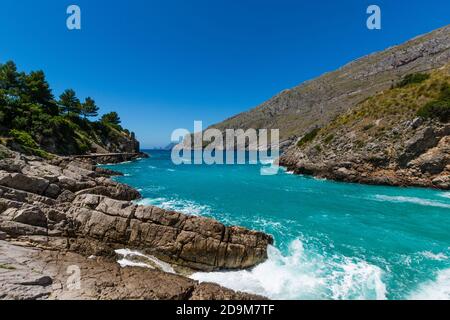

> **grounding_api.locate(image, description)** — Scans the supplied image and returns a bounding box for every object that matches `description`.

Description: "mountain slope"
[209,25,450,147]
[280,64,450,189]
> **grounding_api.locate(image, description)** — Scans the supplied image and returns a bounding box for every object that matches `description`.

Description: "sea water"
[103,150,450,300]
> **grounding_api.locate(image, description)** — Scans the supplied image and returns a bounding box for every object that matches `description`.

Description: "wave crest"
[191,239,387,300]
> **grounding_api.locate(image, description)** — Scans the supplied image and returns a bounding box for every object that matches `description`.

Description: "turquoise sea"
[104,150,450,300]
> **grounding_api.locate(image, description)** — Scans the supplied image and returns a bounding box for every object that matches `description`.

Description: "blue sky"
[1,0,449,147]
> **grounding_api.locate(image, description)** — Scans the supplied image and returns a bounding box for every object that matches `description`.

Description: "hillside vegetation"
[280,64,450,189]
[0,61,139,158]
[296,65,449,151]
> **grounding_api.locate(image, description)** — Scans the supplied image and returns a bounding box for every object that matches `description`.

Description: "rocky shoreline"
[279,122,449,190]
[0,147,272,300]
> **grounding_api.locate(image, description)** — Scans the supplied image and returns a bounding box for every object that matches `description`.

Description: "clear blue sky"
[1,0,449,148]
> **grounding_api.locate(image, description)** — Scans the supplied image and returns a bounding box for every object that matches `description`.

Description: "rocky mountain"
[208,25,449,189]
[209,25,450,147]
[280,65,449,189]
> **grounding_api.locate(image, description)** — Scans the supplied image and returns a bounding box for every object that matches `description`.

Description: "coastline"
[0,149,272,300]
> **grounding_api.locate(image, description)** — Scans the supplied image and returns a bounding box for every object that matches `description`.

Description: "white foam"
[373,195,450,209]
[408,269,450,300]
[117,258,155,269]
[137,197,211,217]
[115,249,175,274]
[439,192,450,199]
[419,251,448,261]
[191,239,387,300]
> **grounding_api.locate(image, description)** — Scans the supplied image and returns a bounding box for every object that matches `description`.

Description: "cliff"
[208,25,450,188]
[280,65,449,189]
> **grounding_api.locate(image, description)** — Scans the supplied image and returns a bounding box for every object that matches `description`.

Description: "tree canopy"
[59,89,81,115]
[81,97,99,118]
[0,60,129,157]
[101,111,121,125]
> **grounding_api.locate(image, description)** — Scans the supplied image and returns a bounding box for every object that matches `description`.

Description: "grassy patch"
[297,128,320,147]
[9,129,52,159]
[417,83,450,122]
[396,73,430,88]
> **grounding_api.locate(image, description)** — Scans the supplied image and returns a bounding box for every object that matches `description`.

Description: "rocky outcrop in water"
[0,149,272,299]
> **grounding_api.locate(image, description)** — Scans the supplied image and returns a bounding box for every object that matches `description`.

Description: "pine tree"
[59,89,81,116]
[22,71,58,115]
[100,111,121,125]
[81,97,99,118]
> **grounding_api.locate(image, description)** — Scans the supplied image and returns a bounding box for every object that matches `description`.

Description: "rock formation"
[0,148,272,300]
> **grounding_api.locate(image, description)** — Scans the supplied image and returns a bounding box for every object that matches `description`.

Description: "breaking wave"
[408,268,450,300]
[137,197,213,216]
[191,239,387,300]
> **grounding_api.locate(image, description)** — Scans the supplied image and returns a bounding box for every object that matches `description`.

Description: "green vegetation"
[297,128,320,147]
[417,83,450,122]
[304,65,450,153]
[396,73,430,88]
[101,111,121,126]
[327,67,450,131]
[0,60,135,156]
[9,129,50,159]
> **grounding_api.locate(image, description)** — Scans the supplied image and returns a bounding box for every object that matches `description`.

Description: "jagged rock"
[12,207,47,228]
[57,175,96,192]
[0,241,263,300]
[0,150,272,300]
[0,172,50,195]
[56,190,76,203]
[44,184,61,199]
[190,282,266,300]
[68,195,272,271]
[0,220,48,237]
[0,158,25,173]
[432,175,450,189]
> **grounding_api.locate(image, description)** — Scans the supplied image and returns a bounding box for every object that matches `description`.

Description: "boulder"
[12,207,47,228]
[0,172,50,195]
[67,195,273,271]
